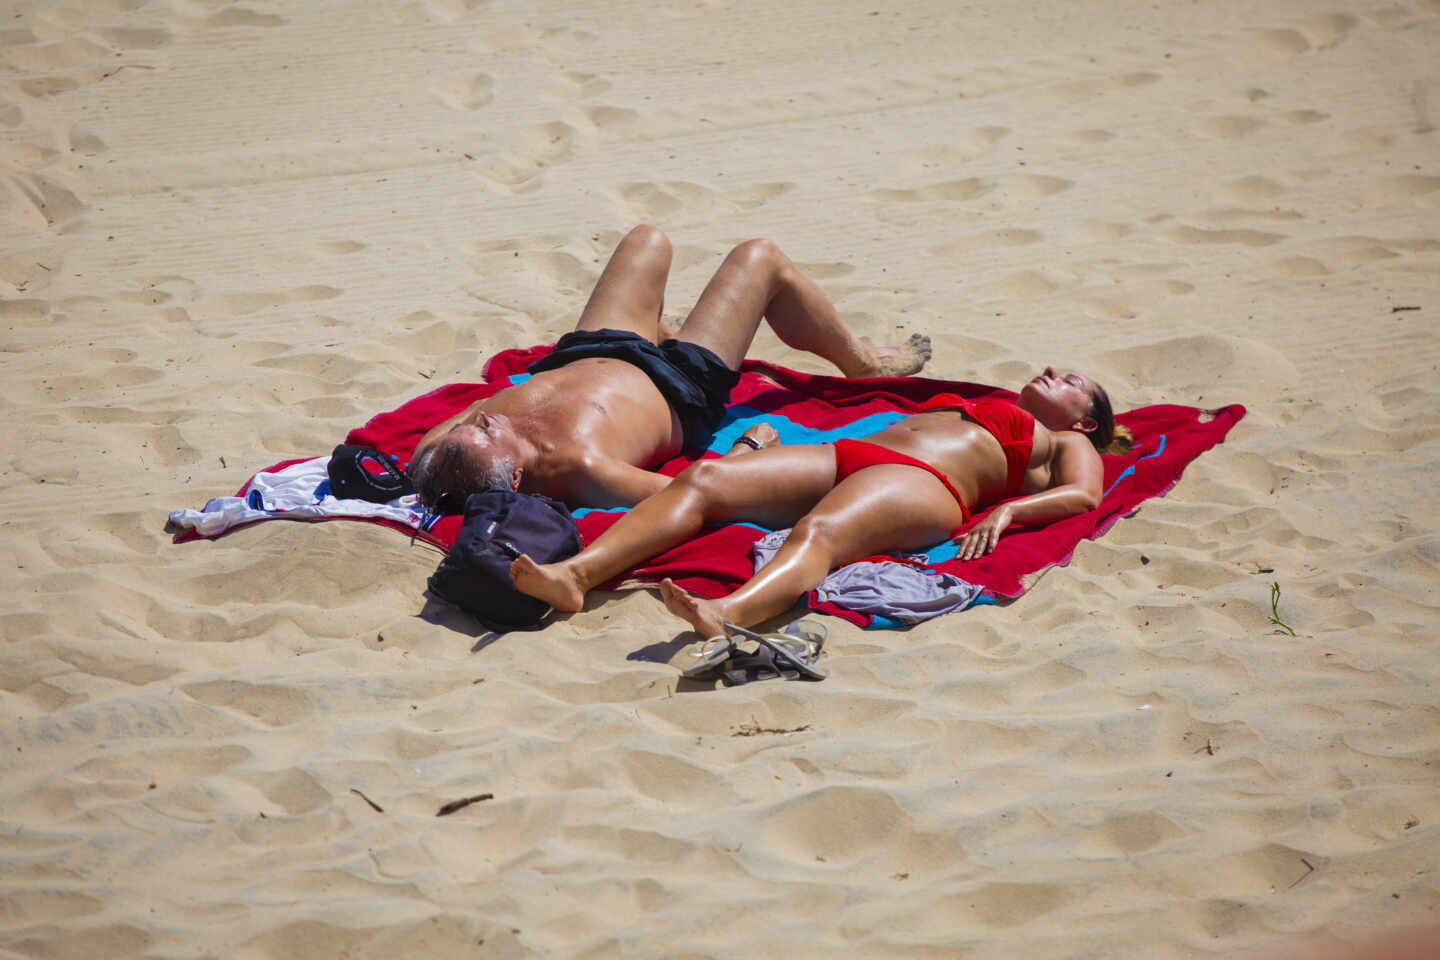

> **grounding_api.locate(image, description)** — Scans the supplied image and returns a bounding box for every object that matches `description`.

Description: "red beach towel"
[180,344,1246,628]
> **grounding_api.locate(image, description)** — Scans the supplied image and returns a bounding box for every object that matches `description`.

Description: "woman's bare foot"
[850,332,932,377]
[659,578,729,637]
[510,554,586,612]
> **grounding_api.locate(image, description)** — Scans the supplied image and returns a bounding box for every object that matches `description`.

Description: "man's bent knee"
[623,223,672,258]
[724,237,785,275]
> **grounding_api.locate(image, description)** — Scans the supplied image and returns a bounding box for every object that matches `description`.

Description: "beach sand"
[2,0,1438,956]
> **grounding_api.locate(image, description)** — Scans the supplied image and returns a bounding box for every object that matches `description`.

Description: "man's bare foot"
[510,554,586,612]
[659,578,729,638]
[851,332,932,377]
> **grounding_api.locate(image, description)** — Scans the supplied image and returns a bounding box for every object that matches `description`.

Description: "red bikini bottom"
[831,438,971,526]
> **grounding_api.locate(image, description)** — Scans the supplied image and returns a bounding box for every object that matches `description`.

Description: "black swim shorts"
[527,328,741,456]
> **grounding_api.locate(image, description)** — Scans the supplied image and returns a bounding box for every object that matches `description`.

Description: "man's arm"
[560,454,674,508]
[724,422,780,455]
[563,423,782,507]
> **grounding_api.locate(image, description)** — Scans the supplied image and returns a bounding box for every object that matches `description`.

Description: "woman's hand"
[956,504,1013,560]
[728,422,780,455]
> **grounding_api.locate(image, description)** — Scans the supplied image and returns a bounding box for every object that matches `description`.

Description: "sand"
[2,0,1438,957]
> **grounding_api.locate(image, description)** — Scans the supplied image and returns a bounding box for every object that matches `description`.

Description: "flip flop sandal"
[719,622,827,685]
[720,644,803,685]
[681,633,738,679]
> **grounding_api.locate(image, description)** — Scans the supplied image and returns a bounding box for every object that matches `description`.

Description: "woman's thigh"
[683,444,840,529]
[798,464,968,564]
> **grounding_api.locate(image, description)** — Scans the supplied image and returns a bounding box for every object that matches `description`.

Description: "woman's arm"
[955,433,1104,559]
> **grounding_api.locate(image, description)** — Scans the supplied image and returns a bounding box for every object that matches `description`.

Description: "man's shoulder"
[527,445,607,487]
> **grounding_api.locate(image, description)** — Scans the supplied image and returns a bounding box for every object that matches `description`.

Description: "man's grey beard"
[478,454,516,491]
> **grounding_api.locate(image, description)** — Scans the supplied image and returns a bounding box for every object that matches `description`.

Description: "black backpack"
[327,444,414,502]
[427,488,583,631]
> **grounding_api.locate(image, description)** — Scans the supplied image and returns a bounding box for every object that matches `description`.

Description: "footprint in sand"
[997,174,1074,200]
[1368,174,1440,207]
[928,229,1044,258]
[34,363,165,403]
[66,123,106,156]
[1193,115,1270,140]
[1241,12,1357,57]
[473,23,596,65]
[1096,334,1299,399]
[790,261,854,281]
[545,70,611,103]
[0,297,49,326]
[420,0,489,22]
[1075,278,1195,322]
[867,179,990,204]
[470,248,594,301]
[1068,219,1133,242]
[316,239,366,255]
[183,679,316,727]
[431,72,494,111]
[1036,70,1162,107]
[197,7,287,30]
[1302,235,1402,267]
[616,180,795,223]
[90,26,173,49]
[892,127,1010,175]
[1257,255,1331,278]
[511,120,579,168]
[980,267,1078,300]
[1217,175,1288,204]
[580,104,639,130]
[468,153,546,195]
[1298,12,1358,47]
[1339,126,1396,151]
[1,36,111,71]
[238,768,332,815]
[1163,225,1286,247]
[1196,207,1303,225]
[0,171,85,229]
[191,284,342,320]
[1244,28,1313,56]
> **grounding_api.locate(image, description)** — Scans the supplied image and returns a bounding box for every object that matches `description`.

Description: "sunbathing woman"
[510,368,1131,637]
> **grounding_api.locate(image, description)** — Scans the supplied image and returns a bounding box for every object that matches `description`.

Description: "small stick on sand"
[350,788,384,813]
[1287,857,1317,889]
[436,793,494,816]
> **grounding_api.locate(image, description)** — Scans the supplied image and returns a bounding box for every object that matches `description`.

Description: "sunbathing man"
[410,225,931,510]
[509,368,1132,636]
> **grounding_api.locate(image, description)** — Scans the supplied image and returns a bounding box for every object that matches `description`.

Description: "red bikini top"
[918,394,1035,495]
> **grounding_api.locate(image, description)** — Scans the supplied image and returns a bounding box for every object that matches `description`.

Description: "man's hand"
[727,422,780,455]
[955,504,1013,560]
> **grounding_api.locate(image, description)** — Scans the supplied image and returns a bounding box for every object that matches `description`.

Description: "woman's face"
[1017,366,1098,432]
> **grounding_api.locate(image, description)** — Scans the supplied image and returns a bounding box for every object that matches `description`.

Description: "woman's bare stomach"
[859,413,1012,507]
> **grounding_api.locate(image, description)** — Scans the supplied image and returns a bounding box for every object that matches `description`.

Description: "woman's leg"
[673,238,931,376]
[660,464,968,636]
[510,444,839,611]
[572,224,672,342]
